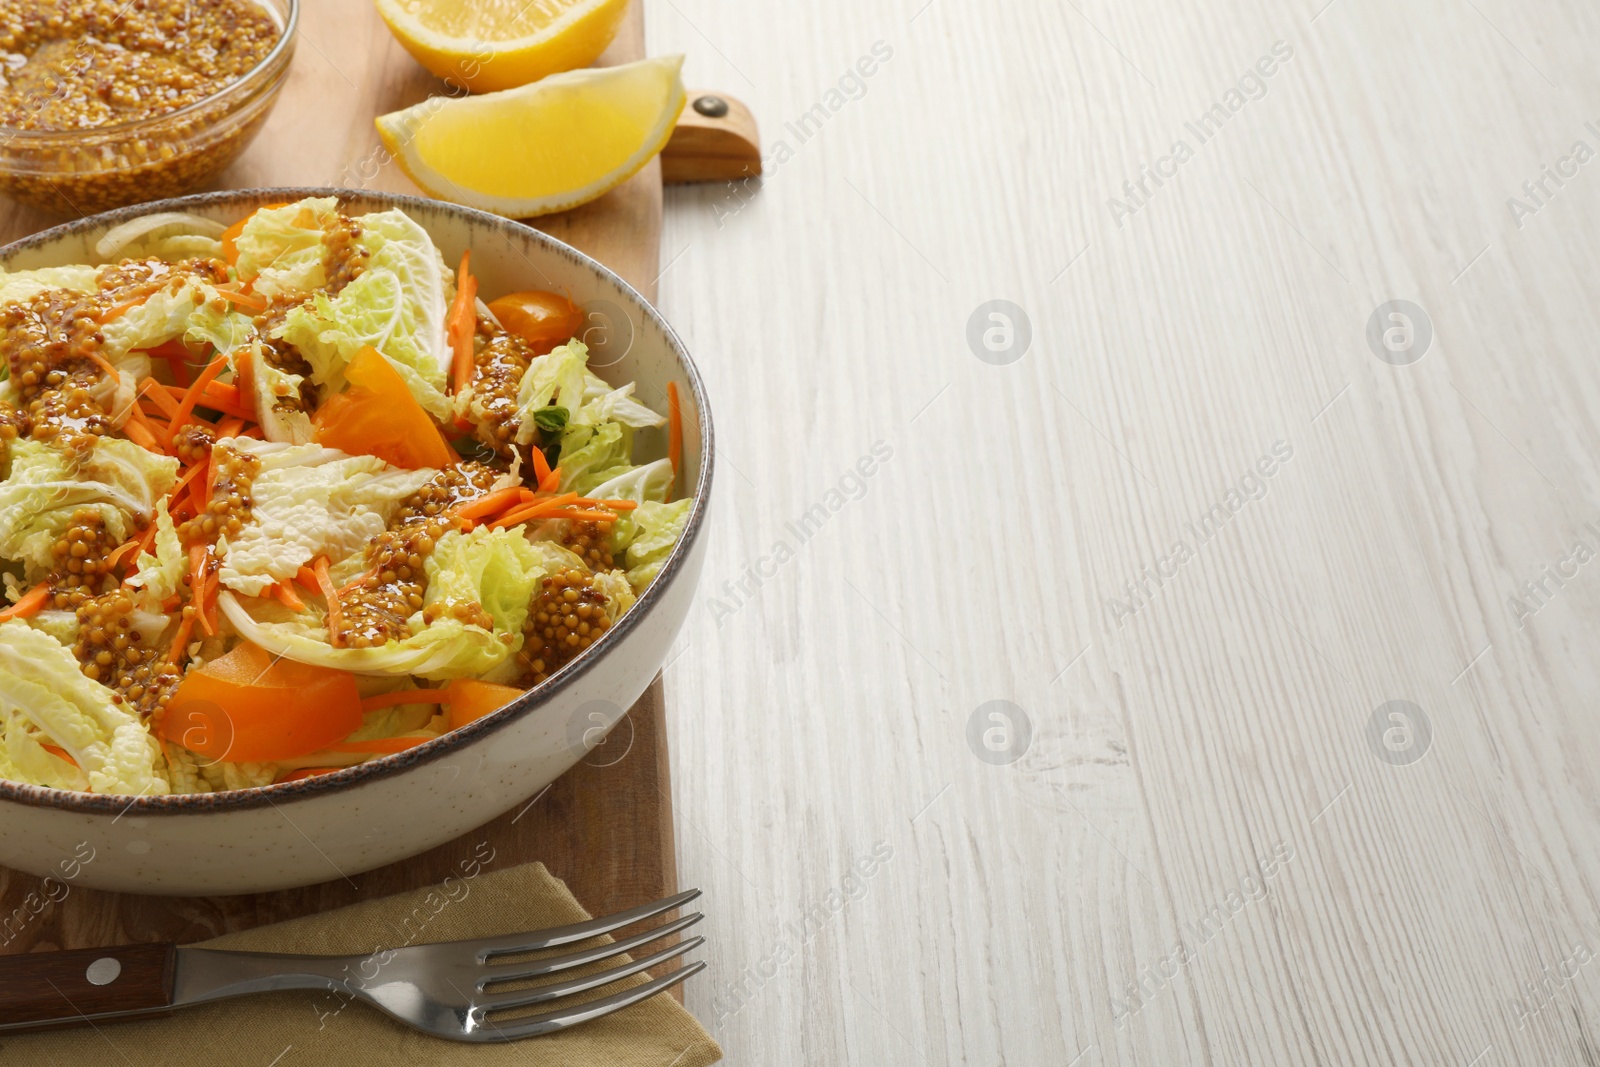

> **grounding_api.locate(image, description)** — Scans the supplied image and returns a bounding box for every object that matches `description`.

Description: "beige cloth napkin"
[8,862,722,1067]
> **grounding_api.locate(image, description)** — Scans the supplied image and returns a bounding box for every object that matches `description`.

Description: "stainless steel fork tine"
[474,935,705,1012]
[478,911,702,986]
[470,961,708,1041]
[472,888,702,961]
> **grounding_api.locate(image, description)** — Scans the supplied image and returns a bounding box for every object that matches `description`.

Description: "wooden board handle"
[0,943,175,1030]
[663,90,762,184]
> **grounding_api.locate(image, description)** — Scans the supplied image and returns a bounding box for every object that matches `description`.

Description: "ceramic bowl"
[0,0,299,214]
[0,188,712,895]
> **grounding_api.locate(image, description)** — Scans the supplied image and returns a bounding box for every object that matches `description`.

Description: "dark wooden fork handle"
[0,943,175,1029]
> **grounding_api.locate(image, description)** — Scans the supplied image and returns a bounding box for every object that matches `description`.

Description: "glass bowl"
[0,0,299,215]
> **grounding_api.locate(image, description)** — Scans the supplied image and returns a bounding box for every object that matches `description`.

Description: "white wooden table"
[649,0,1600,1062]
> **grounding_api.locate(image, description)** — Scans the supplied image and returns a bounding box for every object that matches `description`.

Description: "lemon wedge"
[375,0,630,93]
[375,55,687,219]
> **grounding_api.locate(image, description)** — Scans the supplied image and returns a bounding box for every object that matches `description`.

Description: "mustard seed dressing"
[0,257,226,449]
[0,0,289,211]
[518,564,612,685]
[45,510,181,719]
[74,586,179,718]
[320,214,372,298]
[178,442,258,547]
[0,0,279,131]
[470,322,537,455]
[340,462,498,649]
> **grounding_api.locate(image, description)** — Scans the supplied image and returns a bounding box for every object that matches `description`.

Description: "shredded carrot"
[104,539,143,573]
[187,545,205,620]
[168,461,207,507]
[204,382,244,406]
[216,416,246,439]
[530,445,552,487]
[540,508,619,523]
[167,614,195,665]
[129,520,160,566]
[271,581,306,612]
[203,567,220,634]
[200,452,217,512]
[140,378,183,420]
[165,356,193,388]
[137,399,171,423]
[667,381,683,500]
[188,467,210,518]
[188,544,205,590]
[98,299,142,324]
[40,743,77,767]
[448,250,478,395]
[359,689,448,712]
[312,556,343,649]
[161,593,182,612]
[453,486,525,523]
[489,492,580,530]
[576,497,639,511]
[191,381,254,421]
[233,346,258,418]
[121,406,165,453]
[214,288,268,313]
[197,398,253,422]
[0,583,51,622]
[238,426,265,439]
[144,339,195,387]
[171,496,197,523]
[84,348,120,379]
[531,491,581,510]
[169,355,230,446]
[190,545,216,637]
[538,465,562,494]
[294,565,319,591]
[324,736,435,755]
[335,567,378,597]
[503,509,562,526]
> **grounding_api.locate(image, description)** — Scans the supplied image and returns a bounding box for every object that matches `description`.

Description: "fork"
[0,889,705,1042]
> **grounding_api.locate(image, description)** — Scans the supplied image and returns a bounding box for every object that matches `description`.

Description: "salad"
[0,197,690,795]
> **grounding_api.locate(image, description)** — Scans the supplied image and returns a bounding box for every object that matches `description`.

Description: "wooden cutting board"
[0,1,686,961]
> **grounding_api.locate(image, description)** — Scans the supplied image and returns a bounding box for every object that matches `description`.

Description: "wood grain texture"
[0,0,679,970]
[646,0,1600,1063]
[0,943,175,1028]
[663,92,763,184]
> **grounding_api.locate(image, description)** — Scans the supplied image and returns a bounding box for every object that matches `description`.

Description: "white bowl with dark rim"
[0,188,712,895]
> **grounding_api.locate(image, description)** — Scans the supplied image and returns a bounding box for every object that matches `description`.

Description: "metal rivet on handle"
[693,95,729,118]
[85,957,122,986]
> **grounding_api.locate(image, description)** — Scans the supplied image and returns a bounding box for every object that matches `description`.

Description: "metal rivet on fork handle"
[693,95,729,118]
[85,958,121,986]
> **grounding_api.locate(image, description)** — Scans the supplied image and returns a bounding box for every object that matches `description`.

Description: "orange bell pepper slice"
[312,346,454,470]
[444,679,527,730]
[160,642,363,763]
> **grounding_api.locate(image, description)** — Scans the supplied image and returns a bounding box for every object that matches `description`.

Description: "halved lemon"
[375,55,687,219]
[375,0,631,93]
